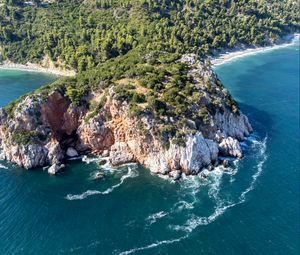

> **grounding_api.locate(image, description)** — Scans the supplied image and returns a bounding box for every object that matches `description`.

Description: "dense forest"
[0,0,299,70]
[0,0,299,139]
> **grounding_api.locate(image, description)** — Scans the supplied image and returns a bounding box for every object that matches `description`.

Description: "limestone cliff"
[0,58,252,178]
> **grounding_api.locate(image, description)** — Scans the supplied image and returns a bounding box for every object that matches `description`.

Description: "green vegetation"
[11,129,46,145]
[1,0,299,143]
[0,0,298,70]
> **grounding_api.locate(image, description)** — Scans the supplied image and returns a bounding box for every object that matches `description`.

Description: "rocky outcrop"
[48,163,65,175]
[0,59,252,178]
[218,137,242,158]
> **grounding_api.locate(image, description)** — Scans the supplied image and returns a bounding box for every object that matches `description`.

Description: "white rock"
[102,150,109,157]
[219,137,242,158]
[66,147,78,157]
[48,163,64,175]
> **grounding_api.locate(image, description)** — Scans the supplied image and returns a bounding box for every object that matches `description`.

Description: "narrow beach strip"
[211,33,299,66]
[0,61,76,76]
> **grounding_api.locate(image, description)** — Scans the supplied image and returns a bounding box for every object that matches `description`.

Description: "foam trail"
[118,235,188,255]
[0,163,8,169]
[239,137,268,201]
[82,155,109,164]
[145,211,168,226]
[66,167,138,200]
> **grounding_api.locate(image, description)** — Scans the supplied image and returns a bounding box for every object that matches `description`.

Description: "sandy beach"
[0,61,76,77]
[211,33,299,66]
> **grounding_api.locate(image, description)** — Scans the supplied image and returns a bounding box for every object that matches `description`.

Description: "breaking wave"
[65,167,138,200]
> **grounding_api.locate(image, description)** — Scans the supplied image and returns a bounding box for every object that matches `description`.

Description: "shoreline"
[0,61,76,77]
[211,33,299,66]
[0,34,298,75]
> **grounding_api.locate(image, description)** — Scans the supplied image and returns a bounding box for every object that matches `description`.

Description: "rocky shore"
[0,57,252,179]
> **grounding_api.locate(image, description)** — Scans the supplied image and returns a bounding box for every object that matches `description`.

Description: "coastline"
[0,61,76,77]
[211,33,300,66]
[1,34,298,75]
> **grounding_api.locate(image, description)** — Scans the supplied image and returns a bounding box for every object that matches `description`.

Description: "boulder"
[66,147,78,158]
[218,137,242,158]
[48,163,65,175]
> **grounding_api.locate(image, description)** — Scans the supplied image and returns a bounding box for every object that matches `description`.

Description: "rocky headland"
[0,56,252,179]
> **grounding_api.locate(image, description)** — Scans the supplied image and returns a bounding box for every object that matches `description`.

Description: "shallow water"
[0,39,299,255]
[0,69,57,107]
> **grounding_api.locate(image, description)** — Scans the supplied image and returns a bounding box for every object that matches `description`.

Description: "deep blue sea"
[0,38,299,255]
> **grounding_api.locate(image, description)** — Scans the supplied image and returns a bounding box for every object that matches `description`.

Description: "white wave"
[65,190,101,200]
[101,161,138,173]
[174,200,195,211]
[0,163,8,169]
[239,137,268,202]
[82,155,109,164]
[118,235,188,255]
[145,211,169,225]
[207,167,223,200]
[65,167,138,200]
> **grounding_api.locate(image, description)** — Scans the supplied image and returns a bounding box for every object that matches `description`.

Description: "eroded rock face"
[76,115,114,153]
[0,61,252,177]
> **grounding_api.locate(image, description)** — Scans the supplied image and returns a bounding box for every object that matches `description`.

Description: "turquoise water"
[0,40,299,255]
[0,69,57,107]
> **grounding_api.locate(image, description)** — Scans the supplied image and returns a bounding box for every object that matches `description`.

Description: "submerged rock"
[92,171,104,180]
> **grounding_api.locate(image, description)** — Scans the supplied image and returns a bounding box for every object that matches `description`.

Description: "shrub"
[11,130,41,145]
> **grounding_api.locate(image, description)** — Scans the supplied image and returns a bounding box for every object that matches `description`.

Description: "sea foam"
[66,167,138,200]
[0,163,8,169]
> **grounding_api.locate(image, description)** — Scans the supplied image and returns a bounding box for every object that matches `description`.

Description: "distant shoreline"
[0,34,299,74]
[211,33,299,66]
[0,61,76,77]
